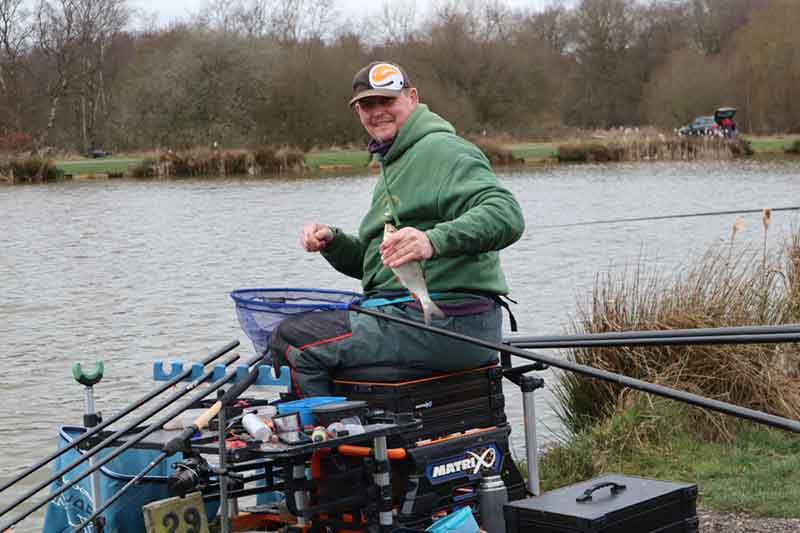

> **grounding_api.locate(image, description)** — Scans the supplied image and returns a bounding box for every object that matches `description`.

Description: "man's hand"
[301,223,334,252]
[380,227,433,267]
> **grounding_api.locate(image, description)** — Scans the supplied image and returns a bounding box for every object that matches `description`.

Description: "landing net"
[230,288,362,356]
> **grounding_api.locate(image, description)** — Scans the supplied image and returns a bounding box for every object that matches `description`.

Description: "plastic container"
[311,400,368,426]
[326,421,365,437]
[242,413,273,442]
[426,507,480,533]
[277,396,346,427]
[43,426,219,533]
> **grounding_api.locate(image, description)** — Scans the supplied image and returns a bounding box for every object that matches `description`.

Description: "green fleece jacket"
[321,103,525,297]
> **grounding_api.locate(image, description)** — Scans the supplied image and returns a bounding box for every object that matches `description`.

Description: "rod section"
[507,332,800,349]
[0,340,238,495]
[505,324,800,347]
[1,353,263,531]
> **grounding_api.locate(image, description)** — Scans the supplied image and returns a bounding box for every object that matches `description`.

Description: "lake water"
[1,158,798,529]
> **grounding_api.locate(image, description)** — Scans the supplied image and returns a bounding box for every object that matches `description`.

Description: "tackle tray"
[504,473,698,533]
[332,365,505,443]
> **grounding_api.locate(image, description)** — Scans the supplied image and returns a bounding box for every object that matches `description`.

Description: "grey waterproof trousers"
[270,300,502,396]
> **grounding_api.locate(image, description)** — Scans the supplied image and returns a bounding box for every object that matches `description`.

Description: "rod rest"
[152,360,291,389]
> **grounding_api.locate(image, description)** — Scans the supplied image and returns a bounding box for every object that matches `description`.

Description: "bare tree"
[363,0,418,46]
[31,0,128,164]
[195,0,272,38]
[563,0,640,127]
[688,0,761,55]
[0,0,33,138]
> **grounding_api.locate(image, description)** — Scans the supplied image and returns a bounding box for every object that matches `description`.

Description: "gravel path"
[700,510,800,532]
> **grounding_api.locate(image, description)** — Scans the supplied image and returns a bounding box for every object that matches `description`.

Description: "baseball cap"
[349,61,411,106]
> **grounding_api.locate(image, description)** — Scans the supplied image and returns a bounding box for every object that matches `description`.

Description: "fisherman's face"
[354,88,418,143]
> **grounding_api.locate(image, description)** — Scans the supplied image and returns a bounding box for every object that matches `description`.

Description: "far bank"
[2,133,799,184]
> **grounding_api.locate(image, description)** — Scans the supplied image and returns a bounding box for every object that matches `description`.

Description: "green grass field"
[538,402,800,517]
[743,135,800,153]
[507,142,559,161]
[56,158,144,175]
[305,149,371,170]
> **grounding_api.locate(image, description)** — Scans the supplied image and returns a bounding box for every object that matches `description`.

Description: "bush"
[274,146,306,174]
[472,139,523,166]
[130,159,156,178]
[1,157,64,183]
[786,139,800,154]
[554,225,800,438]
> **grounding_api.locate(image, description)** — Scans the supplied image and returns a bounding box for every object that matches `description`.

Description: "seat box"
[504,474,697,533]
[333,365,505,442]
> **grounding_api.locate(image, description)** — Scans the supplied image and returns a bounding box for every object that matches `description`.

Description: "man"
[270,61,524,396]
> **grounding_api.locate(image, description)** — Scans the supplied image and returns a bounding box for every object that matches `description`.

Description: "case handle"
[576,481,627,503]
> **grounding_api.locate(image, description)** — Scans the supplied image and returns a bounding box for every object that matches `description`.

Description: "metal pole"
[83,385,104,527]
[218,397,229,533]
[506,332,800,350]
[505,323,800,346]
[373,435,393,532]
[292,460,309,528]
[520,376,543,497]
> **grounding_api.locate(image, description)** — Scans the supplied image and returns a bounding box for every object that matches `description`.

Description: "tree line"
[0,0,798,155]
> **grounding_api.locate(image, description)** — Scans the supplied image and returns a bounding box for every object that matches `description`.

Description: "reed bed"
[0,157,64,183]
[555,219,800,439]
[132,146,306,178]
[471,139,524,166]
[557,136,753,163]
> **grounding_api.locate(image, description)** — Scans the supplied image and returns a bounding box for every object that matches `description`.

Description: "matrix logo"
[426,442,502,484]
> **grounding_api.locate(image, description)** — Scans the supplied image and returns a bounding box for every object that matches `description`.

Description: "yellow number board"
[143,491,210,533]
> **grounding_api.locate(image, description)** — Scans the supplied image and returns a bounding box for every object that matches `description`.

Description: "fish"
[383,222,446,325]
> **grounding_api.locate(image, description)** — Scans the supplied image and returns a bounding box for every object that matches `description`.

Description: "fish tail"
[421,299,445,326]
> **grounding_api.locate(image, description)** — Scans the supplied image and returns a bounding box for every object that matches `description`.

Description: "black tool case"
[333,365,506,442]
[504,474,698,533]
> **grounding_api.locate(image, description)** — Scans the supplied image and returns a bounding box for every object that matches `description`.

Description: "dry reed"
[132,146,307,178]
[555,226,800,439]
[471,139,524,166]
[0,157,63,183]
[557,136,753,163]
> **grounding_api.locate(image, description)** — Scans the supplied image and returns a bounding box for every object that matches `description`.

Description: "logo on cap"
[369,63,404,90]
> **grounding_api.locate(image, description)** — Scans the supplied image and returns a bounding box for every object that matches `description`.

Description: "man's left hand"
[380,227,434,268]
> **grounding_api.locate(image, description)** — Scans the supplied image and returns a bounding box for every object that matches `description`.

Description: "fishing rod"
[73,361,264,532]
[505,330,800,350]
[505,323,800,346]
[350,304,800,434]
[536,205,800,229]
[0,352,265,531]
[506,332,800,349]
[0,340,239,495]
[0,351,242,521]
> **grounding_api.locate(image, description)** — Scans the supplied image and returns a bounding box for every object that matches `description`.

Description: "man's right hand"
[301,223,334,252]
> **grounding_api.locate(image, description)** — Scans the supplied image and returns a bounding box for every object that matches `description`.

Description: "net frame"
[230,288,363,355]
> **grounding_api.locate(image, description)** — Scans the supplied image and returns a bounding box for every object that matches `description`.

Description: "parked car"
[87,149,112,158]
[714,107,737,138]
[678,116,720,137]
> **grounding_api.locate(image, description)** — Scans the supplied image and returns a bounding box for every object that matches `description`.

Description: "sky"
[126,0,567,28]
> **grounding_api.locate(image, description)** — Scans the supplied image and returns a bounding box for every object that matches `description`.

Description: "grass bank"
[539,399,800,517]
[538,220,800,517]
[15,132,797,181]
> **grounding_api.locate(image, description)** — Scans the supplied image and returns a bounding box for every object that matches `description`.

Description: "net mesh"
[230,288,362,355]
